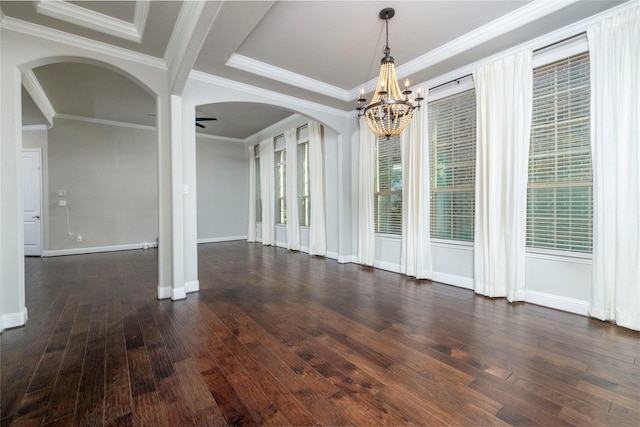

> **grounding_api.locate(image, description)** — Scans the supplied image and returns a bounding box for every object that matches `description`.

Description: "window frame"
[374,134,402,236]
[428,86,477,243]
[527,50,593,256]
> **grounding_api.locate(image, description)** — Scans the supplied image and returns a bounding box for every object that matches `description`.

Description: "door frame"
[23,148,44,257]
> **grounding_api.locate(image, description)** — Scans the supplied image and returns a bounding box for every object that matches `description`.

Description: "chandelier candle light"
[357,8,423,139]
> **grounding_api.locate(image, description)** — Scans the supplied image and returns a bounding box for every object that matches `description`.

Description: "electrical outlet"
[76,235,82,243]
[59,200,67,207]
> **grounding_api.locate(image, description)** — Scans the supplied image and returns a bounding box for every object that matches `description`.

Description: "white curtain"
[259,138,275,246]
[473,49,533,302]
[358,117,376,266]
[588,7,640,331]
[247,145,256,242]
[401,87,433,279]
[285,127,301,250]
[308,120,326,256]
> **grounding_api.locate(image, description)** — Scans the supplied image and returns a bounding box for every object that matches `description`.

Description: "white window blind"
[375,135,402,234]
[255,152,262,222]
[275,149,286,224]
[429,89,476,241]
[528,52,592,253]
[297,141,310,227]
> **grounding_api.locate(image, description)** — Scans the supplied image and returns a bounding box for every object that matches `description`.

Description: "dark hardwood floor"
[2,242,639,426]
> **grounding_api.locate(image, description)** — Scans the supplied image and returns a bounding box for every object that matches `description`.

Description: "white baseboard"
[275,240,287,249]
[338,255,357,264]
[525,290,589,316]
[157,285,171,300]
[432,272,474,290]
[43,242,157,257]
[171,287,186,301]
[185,280,199,293]
[197,236,247,244]
[325,251,338,260]
[375,260,401,274]
[1,307,29,332]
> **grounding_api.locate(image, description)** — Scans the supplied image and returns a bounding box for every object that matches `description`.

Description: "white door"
[23,149,43,256]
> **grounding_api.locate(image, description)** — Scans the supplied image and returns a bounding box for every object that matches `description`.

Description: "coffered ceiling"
[1,0,630,140]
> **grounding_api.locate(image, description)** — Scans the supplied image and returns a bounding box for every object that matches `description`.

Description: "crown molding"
[0,16,166,70]
[195,133,245,144]
[244,113,304,143]
[226,54,351,102]
[22,70,56,127]
[391,0,582,83]
[55,114,156,132]
[221,0,583,102]
[421,0,639,93]
[164,1,206,72]
[189,70,351,118]
[22,124,50,131]
[36,0,150,43]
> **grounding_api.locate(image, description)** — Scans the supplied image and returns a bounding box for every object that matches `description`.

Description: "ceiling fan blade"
[195,117,216,121]
[195,122,206,128]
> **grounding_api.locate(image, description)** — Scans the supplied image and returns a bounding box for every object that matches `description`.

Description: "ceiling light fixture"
[357,8,423,139]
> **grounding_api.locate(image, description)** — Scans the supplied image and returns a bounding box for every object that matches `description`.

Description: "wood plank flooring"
[2,241,639,426]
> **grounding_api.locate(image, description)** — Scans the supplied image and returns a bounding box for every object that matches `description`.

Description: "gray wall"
[196,135,248,241]
[47,118,158,251]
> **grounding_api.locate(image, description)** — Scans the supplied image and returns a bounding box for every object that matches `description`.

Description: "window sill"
[431,239,474,250]
[526,248,592,264]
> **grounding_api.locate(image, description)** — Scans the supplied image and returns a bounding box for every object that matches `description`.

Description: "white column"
[182,102,199,293]
[0,63,28,330]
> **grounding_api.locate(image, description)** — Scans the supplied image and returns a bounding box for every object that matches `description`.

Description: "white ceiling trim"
[56,113,157,132]
[196,132,246,144]
[23,124,50,131]
[362,0,583,95]
[421,0,638,94]
[165,1,222,95]
[36,0,150,43]
[244,113,304,144]
[222,0,582,101]
[189,70,351,117]
[226,54,351,101]
[0,16,166,70]
[22,70,56,127]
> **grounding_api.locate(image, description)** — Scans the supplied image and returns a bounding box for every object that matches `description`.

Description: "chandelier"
[357,8,423,139]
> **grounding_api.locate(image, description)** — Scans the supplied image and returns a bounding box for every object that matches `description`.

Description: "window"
[255,151,261,222]
[297,141,310,227]
[375,135,402,234]
[429,89,476,241]
[528,52,592,253]
[276,149,286,224]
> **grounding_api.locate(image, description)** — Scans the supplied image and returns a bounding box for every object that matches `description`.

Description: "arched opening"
[20,58,160,313]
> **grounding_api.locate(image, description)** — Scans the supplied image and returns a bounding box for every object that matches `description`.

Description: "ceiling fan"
[195,117,216,128]
[147,113,216,128]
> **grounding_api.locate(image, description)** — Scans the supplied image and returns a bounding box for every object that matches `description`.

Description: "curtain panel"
[247,145,256,242]
[285,128,301,250]
[308,120,326,256]
[259,138,275,246]
[358,117,376,266]
[588,6,640,331]
[473,49,533,302]
[401,87,433,279]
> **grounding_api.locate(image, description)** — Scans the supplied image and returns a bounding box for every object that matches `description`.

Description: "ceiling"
[1,0,630,140]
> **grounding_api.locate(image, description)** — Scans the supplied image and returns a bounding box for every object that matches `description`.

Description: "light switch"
[183,184,189,195]
[59,200,67,207]
[58,189,67,196]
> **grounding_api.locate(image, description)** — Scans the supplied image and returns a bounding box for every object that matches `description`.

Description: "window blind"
[528,52,592,253]
[275,149,286,224]
[429,89,476,241]
[375,135,402,234]
[297,141,310,227]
